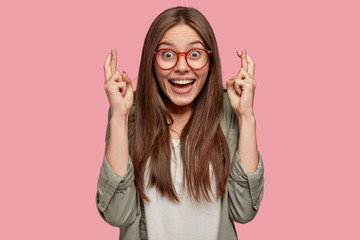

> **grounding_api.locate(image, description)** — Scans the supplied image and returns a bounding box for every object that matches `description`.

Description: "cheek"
[154,68,168,90]
[198,68,210,84]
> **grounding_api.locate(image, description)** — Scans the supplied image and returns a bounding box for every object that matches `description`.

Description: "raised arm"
[225,49,264,223]
[226,49,259,172]
[104,49,134,177]
[96,49,139,228]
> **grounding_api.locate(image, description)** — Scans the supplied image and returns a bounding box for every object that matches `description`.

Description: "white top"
[143,139,221,240]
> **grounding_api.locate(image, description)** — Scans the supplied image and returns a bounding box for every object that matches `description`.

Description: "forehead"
[159,24,204,47]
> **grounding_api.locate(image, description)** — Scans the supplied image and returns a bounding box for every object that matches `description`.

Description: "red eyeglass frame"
[154,48,213,70]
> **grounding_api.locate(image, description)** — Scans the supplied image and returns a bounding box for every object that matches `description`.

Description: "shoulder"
[222,88,232,116]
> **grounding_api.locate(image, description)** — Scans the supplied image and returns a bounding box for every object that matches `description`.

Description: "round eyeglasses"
[154,48,212,70]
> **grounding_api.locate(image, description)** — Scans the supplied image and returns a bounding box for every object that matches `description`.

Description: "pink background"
[1,0,359,239]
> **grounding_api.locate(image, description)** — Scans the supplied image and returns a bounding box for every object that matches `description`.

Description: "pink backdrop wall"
[1,0,359,239]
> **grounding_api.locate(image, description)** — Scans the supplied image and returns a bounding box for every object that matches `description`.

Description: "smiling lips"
[168,78,196,94]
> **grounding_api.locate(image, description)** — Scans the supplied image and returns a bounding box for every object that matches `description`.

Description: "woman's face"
[154,24,210,110]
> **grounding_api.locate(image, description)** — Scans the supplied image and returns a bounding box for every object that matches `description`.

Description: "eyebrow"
[158,41,205,48]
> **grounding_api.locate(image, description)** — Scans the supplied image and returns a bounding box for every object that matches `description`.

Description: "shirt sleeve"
[227,150,264,223]
[95,107,138,227]
[221,92,265,223]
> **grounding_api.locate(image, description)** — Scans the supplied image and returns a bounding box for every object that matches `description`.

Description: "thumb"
[226,78,235,89]
[122,71,133,90]
[227,78,243,96]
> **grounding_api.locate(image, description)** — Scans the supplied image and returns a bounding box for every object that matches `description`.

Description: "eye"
[161,50,175,59]
[188,50,201,58]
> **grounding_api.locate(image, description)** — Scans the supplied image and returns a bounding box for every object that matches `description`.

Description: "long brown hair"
[129,6,230,202]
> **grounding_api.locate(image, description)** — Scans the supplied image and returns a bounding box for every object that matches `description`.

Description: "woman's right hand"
[104,49,134,118]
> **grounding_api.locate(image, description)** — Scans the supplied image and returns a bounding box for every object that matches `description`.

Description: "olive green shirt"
[96,93,265,239]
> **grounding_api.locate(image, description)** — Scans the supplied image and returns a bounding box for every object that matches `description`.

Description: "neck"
[167,102,193,139]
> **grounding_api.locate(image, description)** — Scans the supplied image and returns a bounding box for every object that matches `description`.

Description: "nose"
[174,53,190,72]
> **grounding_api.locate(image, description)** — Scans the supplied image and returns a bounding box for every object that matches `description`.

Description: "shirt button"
[101,202,105,207]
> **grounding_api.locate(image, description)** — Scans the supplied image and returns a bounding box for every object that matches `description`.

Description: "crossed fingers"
[104,49,123,84]
[236,49,255,80]
[226,49,256,97]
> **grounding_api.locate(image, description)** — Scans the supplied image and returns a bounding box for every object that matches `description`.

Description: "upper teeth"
[170,79,194,85]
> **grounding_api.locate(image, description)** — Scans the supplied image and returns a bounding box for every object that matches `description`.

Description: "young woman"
[96,6,264,240]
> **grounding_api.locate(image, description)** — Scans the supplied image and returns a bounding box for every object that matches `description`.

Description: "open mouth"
[169,79,195,88]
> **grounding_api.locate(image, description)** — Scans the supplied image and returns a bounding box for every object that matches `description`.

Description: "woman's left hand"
[226,49,256,118]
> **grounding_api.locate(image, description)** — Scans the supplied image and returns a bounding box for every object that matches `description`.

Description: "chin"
[167,94,196,107]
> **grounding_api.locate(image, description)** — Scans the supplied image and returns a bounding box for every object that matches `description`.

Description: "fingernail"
[236,51,242,56]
